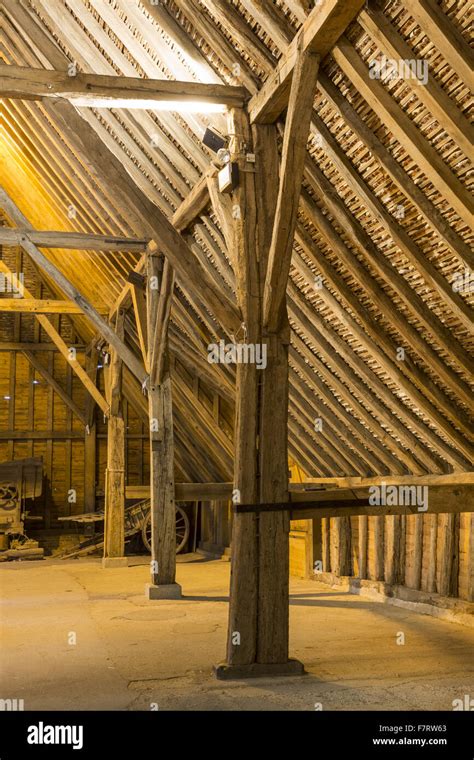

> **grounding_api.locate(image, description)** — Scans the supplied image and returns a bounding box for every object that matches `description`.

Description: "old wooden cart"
[57,499,190,558]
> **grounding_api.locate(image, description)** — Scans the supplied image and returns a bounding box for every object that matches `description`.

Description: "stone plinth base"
[145,582,182,600]
[213,658,305,680]
[102,556,128,568]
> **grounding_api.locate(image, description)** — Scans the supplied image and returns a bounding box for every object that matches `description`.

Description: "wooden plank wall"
[315,513,473,603]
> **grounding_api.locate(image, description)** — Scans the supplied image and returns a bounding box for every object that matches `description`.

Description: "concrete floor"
[1,555,473,711]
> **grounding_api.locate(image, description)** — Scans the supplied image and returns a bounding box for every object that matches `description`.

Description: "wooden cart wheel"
[142,505,190,555]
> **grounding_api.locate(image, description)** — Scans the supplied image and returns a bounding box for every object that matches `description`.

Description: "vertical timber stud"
[103,311,127,568]
[145,250,181,600]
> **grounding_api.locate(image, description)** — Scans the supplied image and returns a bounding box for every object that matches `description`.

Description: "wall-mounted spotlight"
[202,127,227,153]
[218,161,239,194]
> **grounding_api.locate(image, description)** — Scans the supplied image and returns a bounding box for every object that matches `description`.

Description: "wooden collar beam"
[0,298,108,315]
[0,64,248,108]
[0,227,149,252]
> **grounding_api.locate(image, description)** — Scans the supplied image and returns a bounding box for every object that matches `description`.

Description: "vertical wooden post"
[332,516,352,576]
[102,311,127,568]
[358,515,368,579]
[373,515,385,581]
[145,251,180,599]
[215,112,303,678]
[223,108,260,667]
[256,121,292,665]
[385,515,402,585]
[84,348,98,513]
[425,514,438,593]
[322,517,331,572]
[437,513,457,597]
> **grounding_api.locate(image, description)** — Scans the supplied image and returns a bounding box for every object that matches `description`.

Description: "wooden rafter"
[332,37,474,227]
[308,113,474,335]
[288,283,472,469]
[298,184,474,414]
[315,72,474,270]
[407,0,474,86]
[359,7,473,158]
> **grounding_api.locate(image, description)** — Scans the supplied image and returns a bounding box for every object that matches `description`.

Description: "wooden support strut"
[103,311,126,566]
[145,251,180,598]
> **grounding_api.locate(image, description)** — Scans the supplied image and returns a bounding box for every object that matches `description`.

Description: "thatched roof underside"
[0,0,472,482]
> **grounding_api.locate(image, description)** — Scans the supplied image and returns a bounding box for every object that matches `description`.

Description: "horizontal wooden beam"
[0,64,248,108]
[235,484,474,518]
[301,472,474,489]
[0,227,149,251]
[0,342,85,351]
[125,482,234,501]
[125,472,473,503]
[0,430,84,440]
[248,0,365,122]
[0,298,108,314]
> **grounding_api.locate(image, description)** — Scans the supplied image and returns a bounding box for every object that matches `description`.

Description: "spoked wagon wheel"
[142,505,190,555]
